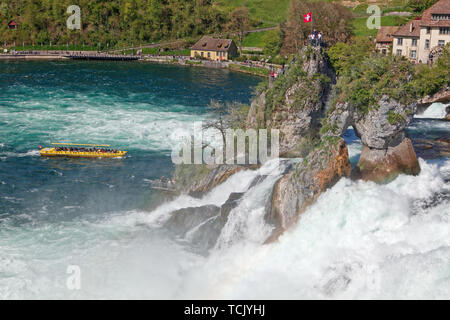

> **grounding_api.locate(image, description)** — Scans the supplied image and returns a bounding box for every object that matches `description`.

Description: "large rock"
[328,95,420,182]
[164,192,245,251]
[352,96,416,149]
[174,164,250,198]
[354,138,420,182]
[266,138,351,242]
[165,205,220,236]
[446,105,450,121]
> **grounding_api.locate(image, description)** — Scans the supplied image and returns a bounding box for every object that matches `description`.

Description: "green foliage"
[352,15,411,38]
[242,30,268,48]
[327,38,374,76]
[270,55,287,65]
[352,4,369,15]
[228,64,269,77]
[407,0,439,13]
[265,61,307,114]
[262,29,282,56]
[254,80,269,95]
[173,163,211,191]
[263,49,331,122]
[0,0,228,47]
[387,110,405,124]
[408,44,450,97]
[213,0,291,28]
[329,41,449,115]
[142,48,190,56]
[319,117,339,136]
[331,40,417,113]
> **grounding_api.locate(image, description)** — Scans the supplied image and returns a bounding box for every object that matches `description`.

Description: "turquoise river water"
[0,61,448,299]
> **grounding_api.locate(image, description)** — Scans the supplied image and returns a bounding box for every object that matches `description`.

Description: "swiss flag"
[304,12,312,23]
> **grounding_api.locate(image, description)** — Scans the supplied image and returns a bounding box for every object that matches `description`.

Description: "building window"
[397,38,403,45]
[432,14,450,20]
[396,49,402,56]
[439,27,450,34]
[412,38,417,46]
[207,52,210,58]
[438,40,445,47]
[425,39,430,49]
[382,49,387,55]
[426,27,431,34]
[201,52,204,57]
[410,50,416,59]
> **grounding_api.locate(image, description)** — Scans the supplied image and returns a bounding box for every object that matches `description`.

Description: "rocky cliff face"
[170,46,428,243]
[266,138,351,242]
[174,163,251,197]
[246,47,336,157]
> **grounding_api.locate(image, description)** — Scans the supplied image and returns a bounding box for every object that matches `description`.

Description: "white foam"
[0,89,206,152]
[0,155,448,299]
[0,150,40,157]
[415,102,449,119]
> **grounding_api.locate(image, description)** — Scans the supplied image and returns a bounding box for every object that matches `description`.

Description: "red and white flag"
[303,12,312,23]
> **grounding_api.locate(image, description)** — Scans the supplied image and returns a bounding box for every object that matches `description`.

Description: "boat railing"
[149,180,178,192]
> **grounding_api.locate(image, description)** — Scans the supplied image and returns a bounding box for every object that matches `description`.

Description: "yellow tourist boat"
[40,143,127,158]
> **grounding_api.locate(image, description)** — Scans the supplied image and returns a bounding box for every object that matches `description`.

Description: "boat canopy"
[51,143,111,147]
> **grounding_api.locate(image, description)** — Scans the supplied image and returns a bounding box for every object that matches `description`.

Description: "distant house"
[392,19,421,62]
[375,26,399,55]
[8,20,17,30]
[392,0,450,63]
[190,36,238,61]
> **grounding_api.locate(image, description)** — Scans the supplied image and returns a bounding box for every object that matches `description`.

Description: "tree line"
[0,0,356,52]
[0,0,229,48]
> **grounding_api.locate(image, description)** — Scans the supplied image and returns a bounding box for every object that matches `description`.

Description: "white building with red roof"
[392,0,450,63]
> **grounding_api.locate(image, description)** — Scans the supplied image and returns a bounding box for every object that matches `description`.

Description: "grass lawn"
[228,63,269,77]
[242,30,277,48]
[214,0,291,27]
[353,15,411,38]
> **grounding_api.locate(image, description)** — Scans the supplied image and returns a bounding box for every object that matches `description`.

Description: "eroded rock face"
[353,96,416,149]
[446,106,450,121]
[165,205,220,237]
[328,95,420,182]
[246,47,335,157]
[164,192,245,251]
[267,138,351,242]
[175,164,249,198]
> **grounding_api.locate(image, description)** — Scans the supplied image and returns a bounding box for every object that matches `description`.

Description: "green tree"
[228,7,250,55]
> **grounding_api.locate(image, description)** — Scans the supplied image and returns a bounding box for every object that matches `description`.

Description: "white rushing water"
[415,102,449,119]
[1,155,448,299]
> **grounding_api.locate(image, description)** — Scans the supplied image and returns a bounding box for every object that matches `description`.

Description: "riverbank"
[0,54,69,60]
[0,52,275,78]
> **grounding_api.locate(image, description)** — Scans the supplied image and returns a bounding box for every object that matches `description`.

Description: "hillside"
[0,0,419,50]
[213,0,291,27]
